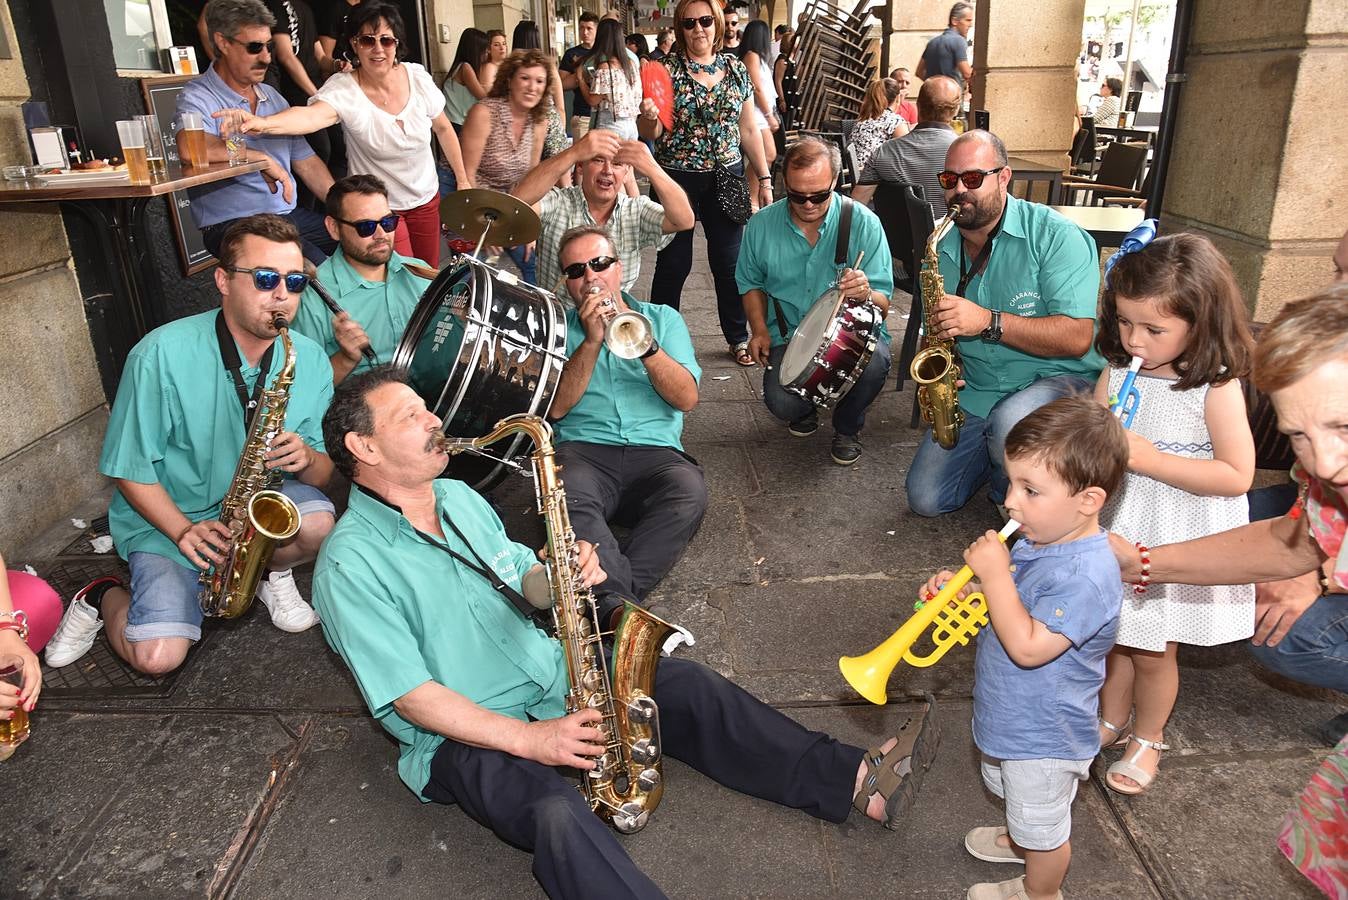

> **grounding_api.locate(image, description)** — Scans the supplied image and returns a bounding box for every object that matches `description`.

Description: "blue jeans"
[905,374,1094,516]
[1249,593,1348,694]
[649,165,748,347]
[506,243,538,285]
[762,340,892,437]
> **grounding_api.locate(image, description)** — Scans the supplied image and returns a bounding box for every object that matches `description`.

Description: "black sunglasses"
[355,34,399,49]
[680,15,716,29]
[562,256,618,280]
[785,188,832,206]
[227,266,309,293]
[226,35,275,55]
[334,213,400,238]
[938,166,1005,190]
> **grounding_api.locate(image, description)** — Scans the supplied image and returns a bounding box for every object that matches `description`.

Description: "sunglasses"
[354,34,399,49]
[334,213,400,237]
[227,266,309,293]
[681,15,716,29]
[938,166,1005,190]
[785,188,832,206]
[226,35,274,55]
[562,256,618,280]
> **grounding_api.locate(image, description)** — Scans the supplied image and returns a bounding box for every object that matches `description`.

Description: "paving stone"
[695,367,760,402]
[683,440,760,502]
[658,498,758,595]
[0,711,301,898]
[682,399,770,444]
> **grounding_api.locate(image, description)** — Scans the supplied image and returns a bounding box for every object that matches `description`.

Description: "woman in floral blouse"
[639,0,771,367]
[848,78,910,176]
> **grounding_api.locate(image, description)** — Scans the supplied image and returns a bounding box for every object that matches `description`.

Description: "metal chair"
[1058,141,1147,206]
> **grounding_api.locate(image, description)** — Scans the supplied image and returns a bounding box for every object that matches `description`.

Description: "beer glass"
[0,656,28,761]
[116,119,150,184]
[177,111,208,168]
[136,114,167,180]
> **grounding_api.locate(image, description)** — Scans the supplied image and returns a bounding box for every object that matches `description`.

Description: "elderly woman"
[223,2,468,266]
[639,0,771,367]
[460,49,553,283]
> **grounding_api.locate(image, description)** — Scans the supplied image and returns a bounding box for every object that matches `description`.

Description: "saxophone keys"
[612,803,649,835]
[626,695,657,723]
[636,767,661,792]
[629,737,660,765]
[580,668,605,692]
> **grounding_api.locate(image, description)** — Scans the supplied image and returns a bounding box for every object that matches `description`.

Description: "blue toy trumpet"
[1111,356,1143,429]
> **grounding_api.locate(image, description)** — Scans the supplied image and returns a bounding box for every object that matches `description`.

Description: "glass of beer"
[177,111,208,168]
[0,656,29,762]
[116,119,150,184]
[137,114,168,180]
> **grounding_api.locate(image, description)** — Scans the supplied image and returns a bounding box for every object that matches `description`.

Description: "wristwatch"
[640,338,661,359]
[980,310,1003,344]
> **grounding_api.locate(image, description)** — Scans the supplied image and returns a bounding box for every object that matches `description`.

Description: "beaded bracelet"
[0,610,29,643]
[1133,543,1151,595]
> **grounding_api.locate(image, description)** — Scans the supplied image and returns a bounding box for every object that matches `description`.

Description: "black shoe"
[788,413,819,437]
[831,433,863,465]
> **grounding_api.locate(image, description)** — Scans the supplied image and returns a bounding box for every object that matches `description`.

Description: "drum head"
[779,290,840,384]
[393,256,567,491]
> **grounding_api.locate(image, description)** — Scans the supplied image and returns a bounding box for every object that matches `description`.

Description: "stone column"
[968,0,1086,177]
[1161,0,1347,320]
[883,0,950,77]
[0,3,109,551]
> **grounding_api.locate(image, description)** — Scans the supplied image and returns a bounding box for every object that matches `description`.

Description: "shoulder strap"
[404,262,438,280]
[834,196,854,266]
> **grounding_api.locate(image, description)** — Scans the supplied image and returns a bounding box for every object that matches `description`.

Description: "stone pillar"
[883,0,950,78]
[1161,0,1347,321]
[0,3,109,551]
[969,0,1085,175]
[426,0,477,77]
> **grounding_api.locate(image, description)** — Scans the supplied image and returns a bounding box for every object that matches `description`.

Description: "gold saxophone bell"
[839,520,1019,704]
[911,206,966,450]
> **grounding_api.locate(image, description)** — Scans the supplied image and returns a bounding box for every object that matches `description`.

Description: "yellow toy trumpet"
[839,519,1020,704]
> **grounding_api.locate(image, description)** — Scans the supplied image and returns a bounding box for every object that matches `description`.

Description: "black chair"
[1069,115,1097,176]
[874,183,936,429]
[1059,141,1148,206]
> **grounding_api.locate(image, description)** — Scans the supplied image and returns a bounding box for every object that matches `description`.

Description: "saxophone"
[910,206,965,450]
[439,414,676,834]
[200,314,302,618]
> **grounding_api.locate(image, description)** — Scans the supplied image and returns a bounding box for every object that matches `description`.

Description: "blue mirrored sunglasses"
[226,266,309,293]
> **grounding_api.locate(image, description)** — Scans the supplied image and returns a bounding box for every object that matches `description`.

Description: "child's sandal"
[1105,734,1169,795]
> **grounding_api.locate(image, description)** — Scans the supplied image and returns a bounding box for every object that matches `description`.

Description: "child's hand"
[921,568,960,602]
[1125,430,1158,471]
[964,530,1012,581]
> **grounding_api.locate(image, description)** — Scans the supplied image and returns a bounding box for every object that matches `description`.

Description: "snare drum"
[777,289,882,408]
[393,255,568,490]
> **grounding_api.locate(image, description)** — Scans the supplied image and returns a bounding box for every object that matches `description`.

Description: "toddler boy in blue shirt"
[923,397,1129,900]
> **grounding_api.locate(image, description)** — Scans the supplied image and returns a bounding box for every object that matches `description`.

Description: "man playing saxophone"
[312,368,938,900]
[45,216,337,676]
[548,225,707,623]
[906,130,1104,520]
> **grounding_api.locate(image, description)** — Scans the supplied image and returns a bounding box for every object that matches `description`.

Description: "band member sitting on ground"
[905,130,1103,519]
[513,129,695,294]
[45,216,337,675]
[736,135,894,465]
[311,366,938,900]
[548,226,707,619]
[290,174,434,384]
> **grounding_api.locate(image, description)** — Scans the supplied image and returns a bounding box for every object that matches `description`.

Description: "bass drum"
[393,255,568,491]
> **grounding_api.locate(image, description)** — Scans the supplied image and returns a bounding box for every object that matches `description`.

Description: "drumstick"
[304,262,378,363]
[830,251,868,320]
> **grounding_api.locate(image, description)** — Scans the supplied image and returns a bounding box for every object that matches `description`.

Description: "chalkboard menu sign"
[140,74,215,276]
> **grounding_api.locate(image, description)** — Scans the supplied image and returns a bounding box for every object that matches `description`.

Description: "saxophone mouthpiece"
[270,312,288,331]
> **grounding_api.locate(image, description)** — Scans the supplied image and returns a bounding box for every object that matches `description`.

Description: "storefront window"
[104,0,173,71]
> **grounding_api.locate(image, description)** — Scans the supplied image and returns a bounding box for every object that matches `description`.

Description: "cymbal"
[440,188,541,248]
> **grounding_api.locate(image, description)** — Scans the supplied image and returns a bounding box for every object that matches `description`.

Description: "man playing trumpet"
[548,225,707,622]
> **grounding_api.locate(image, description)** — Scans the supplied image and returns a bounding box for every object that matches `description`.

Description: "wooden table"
[0,161,266,378]
[1006,156,1064,205]
[1051,205,1146,247]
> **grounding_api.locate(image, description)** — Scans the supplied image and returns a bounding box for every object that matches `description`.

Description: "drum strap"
[770,197,854,341]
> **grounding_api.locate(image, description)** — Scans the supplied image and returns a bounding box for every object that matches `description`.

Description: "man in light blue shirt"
[180,0,336,264]
[737,136,895,466]
[291,174,433,383]
[548,225,707,618]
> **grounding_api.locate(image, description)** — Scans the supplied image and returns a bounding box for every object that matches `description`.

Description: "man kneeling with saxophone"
[548,224,707,623]
[46,215,337,675]
[312,367,938,900]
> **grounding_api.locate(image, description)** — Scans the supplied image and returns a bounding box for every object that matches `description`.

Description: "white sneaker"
[45,577,118,667]
[256,569,319,633]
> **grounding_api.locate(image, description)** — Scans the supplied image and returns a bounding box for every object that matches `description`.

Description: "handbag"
[714,162,752,225]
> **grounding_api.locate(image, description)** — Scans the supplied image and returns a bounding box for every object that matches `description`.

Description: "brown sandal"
[731,341,755,366]
[852,693,940,831]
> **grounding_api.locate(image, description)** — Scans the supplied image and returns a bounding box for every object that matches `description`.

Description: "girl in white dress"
[1093,231,1256,796]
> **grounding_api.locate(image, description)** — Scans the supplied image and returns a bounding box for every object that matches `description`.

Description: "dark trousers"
[421,656,864,900]
[201,206,337,267]
[555,442,708,604]
[649,166,748,347]
[762,340,892,437]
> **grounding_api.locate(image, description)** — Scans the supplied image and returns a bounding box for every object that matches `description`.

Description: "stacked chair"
[788,0,878,131]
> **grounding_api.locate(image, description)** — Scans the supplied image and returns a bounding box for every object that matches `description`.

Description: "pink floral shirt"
[1290,461,1348,590]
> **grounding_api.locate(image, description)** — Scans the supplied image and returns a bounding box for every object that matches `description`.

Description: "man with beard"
[290,174,434,384]
[514,129,694,294]
[905,130,1103,518]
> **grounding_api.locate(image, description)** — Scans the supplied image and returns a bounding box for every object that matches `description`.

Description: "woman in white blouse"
[222,2,468,266]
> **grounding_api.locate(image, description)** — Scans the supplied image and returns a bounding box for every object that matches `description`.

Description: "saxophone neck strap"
[955,203,1006,299]
[215,310,275,435]
[771,196,855,342]
[354,483,537,620]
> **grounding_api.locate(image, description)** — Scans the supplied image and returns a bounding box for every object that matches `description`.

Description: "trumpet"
[586,284,654,359]
[839,519,1020,704]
